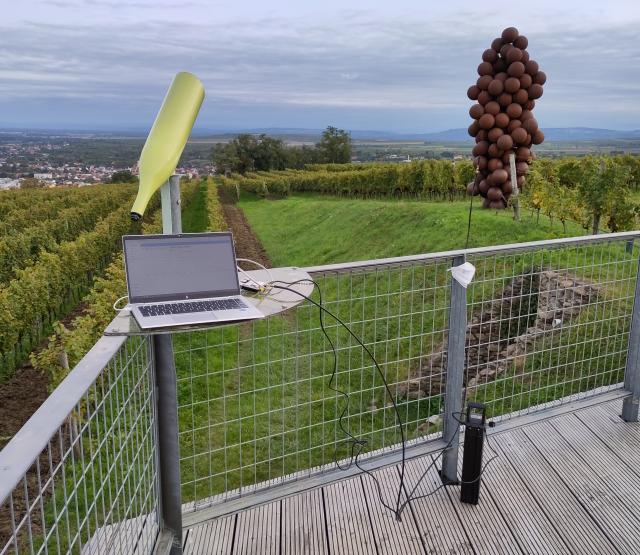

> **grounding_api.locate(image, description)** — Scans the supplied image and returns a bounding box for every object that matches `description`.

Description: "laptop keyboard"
[139,298,247,318]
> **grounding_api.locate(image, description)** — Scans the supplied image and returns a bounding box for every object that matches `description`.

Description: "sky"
[2,0,640,133]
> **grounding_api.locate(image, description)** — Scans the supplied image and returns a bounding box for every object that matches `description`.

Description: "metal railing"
[3,231,640,553]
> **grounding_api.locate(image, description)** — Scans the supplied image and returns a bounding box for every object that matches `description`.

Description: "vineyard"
[32,178,222,388]
[222,155,640,233]
[0,181,202,383]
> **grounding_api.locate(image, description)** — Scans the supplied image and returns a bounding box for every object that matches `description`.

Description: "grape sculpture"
[466,27,546,208]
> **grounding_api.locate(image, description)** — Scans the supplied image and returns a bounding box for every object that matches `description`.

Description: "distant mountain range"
[192,126,640,142]
[2,126,640,143]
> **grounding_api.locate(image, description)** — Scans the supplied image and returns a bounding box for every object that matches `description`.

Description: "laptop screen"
[123,232,241,303]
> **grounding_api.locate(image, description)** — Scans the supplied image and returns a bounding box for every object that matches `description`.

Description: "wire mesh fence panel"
[463,237,638,420]
[0,336,159,555]
[174,258,455,511]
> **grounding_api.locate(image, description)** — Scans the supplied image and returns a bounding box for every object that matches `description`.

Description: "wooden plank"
[496,429,616,554]
[551,414,640,516]
[360,466,425,554]
[524,421,640,554]
[576,402,640,472]
[281,488,328,554]
[401,455,473,554]
[444,451,523,554]
[481,436,571,554]
[183,514,235,555]
[324,477,377,555]
[233,501,280,555]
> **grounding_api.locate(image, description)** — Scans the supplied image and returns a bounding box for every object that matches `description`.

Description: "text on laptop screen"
[124,234,240,302]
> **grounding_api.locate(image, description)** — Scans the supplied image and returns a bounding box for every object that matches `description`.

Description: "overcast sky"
[2,0,640,133]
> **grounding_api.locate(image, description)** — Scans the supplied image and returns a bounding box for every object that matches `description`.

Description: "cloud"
[1,10,640,131]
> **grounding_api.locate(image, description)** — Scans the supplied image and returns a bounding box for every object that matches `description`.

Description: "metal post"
[154,175,183,553]
[441,255,467,484]
[622,250,640,422]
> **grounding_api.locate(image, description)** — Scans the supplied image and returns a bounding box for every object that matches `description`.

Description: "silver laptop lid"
[123,232,241,304]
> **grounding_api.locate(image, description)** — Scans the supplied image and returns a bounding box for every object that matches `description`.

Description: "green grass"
[181,180,209,233]
[238,193,585,267]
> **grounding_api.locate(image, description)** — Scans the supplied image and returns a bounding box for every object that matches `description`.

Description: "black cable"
[268,279,407,518]
[265,279,497,519]
[465,191,474,250]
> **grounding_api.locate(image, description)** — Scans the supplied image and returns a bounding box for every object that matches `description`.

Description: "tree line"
[212,126,352,174]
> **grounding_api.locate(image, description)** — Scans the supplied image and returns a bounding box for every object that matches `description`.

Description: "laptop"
[122,232,264,330]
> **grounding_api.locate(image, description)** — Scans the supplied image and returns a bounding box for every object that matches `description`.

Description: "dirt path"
[219,188,272,268]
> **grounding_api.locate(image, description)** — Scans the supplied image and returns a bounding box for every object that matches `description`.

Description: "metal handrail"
[304,230,640,274]
[0,334,127,505]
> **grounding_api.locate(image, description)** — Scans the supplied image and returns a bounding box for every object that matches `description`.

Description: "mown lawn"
[238,193,585,267]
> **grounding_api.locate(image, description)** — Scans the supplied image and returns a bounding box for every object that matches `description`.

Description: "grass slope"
[239,194,584,267]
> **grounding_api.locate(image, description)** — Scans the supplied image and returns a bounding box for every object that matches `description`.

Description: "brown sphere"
[488,127,504,143]
[506,47,523,64]
[506,103,523,119]
[516,147,531,161]
[524,100,535,110]
[504,77,521,93]
[529,84,544,99]
[487,143,503,158]
[502,151,512,165]
[482,197,490,207]
[494,72,508,82]
[513,35,528,49]
[478,113,495,129]
[516,162,529,175]
[472,141,489,156]
[519,74,532,89]
[521,50,530,63]
[467,182,477,196]
[507,119,522,133]
[532,129,545,145]
[487,79,504,96]
[478,62,494,76]
[497,92,513,107]
[489,200,506,209]
[507,61,525,78]
[492,168,509,184]
[476,129,488,141]
[520,109,533,121]
[525,60,539,75]
[468,121,480,137]
[522,118,538,134]
[477,91,492,105]
[475,156,488,170]
[513,88,529,105]
[479,179,490,194]
[495,113,510,128]
[511,127,528,145]
[482,48,498,63]
[503,180,513,195]
[484,101,501,116]
[488,157,503,172]
[517,175,525,188]
[501,27,519,42]
[497,134,514,151]
[533,71,547,85]
[487,186,504,201]
[500,43,513,59]
[491,37,503,52]
[467,85,480,100]
[469,104,484,119]
[477,75,493,90]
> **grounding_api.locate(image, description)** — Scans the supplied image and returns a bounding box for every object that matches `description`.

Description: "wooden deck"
[183,398,640,554]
